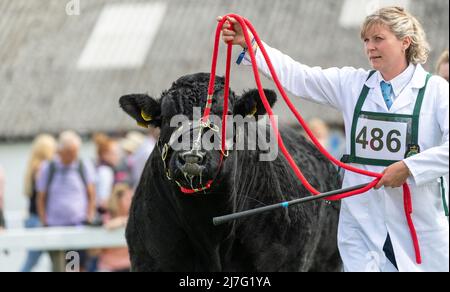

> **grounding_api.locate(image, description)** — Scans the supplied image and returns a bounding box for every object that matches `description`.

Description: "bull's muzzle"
[178,150,205,176]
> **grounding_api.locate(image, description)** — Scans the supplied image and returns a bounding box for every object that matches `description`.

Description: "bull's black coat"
[120,73,341,272]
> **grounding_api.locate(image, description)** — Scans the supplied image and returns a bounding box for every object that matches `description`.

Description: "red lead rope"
[204,14,421,264]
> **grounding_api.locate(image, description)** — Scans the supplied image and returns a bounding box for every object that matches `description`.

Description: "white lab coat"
[243,43,449,272]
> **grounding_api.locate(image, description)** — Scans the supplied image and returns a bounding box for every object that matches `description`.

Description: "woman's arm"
[86,184,96,223]
[218,16,363,111]
[241,42,358,110]
[35,162,50,225]
[36,191,47,226]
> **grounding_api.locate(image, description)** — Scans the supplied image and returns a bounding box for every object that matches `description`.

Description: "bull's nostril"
[180,151,204,165]
[184,154,203,164]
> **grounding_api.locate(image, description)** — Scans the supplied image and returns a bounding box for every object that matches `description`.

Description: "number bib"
[353,113,412,165]
[348,71,431,167]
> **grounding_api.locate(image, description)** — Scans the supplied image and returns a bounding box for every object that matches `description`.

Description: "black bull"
[119,73,342,272]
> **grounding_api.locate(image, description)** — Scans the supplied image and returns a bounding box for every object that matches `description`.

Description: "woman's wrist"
[236,36,258,65]
[240,31,254,49]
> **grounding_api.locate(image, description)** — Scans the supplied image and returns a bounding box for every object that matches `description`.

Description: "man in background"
[36,131,96,271]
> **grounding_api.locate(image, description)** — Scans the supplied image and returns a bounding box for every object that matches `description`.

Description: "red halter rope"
[204,14,421,264]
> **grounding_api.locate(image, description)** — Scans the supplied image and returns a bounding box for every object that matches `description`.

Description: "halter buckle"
[161,143,169,161]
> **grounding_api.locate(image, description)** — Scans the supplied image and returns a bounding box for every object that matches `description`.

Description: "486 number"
[356,126,402,153]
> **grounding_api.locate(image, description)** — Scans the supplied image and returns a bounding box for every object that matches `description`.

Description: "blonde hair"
[435,49,449,74]
[24,134,57,198]
[361,6,430,65]
[107,184,131,218]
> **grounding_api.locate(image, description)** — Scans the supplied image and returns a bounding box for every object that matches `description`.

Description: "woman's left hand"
[375,161,411,189]
[104,217,127,230]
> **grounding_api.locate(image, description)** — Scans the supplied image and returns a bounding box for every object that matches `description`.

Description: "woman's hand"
[104,217,127,230]
[375,161,411,189]
[216,16,249,48]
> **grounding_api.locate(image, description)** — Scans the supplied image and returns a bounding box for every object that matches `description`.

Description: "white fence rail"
[0,226,127,251]
[0,226,127,272]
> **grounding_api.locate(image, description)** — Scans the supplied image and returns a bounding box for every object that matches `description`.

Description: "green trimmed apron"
[346,71,448,217]
[349,71,431,166]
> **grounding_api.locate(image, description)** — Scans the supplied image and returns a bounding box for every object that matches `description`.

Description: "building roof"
[0,0,448,140]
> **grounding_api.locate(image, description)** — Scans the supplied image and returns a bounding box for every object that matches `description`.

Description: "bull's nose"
[179,150,205,165]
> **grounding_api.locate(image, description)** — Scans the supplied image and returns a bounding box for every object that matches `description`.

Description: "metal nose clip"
[180,150,205,164]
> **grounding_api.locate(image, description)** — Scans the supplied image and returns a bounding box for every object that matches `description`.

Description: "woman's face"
[438,62,449,81]
[363,24,409,76]
[103,143,121,167]
[118,188,133,216]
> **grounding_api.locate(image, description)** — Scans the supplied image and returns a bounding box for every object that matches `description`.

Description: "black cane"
[213,183,370,226]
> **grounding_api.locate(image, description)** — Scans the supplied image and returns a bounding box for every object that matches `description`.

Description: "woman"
[93,133,121,212]
[436,49,449,82]
[21,134,57,272]
[97,183,132,272]
[218,6,449,272]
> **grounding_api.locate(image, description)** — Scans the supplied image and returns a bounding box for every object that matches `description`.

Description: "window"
[77,2,167,70]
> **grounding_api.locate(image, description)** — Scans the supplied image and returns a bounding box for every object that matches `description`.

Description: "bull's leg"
[307,206,342,272]
[126,201,159,272]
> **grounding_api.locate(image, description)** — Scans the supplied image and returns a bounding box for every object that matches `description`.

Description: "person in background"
[308,118,331,149]
[86,133,123,272]
[120,131,145,186]
[121,131,145,158]
[0,164,5,231]
[308,118,345,161]
[36,131,96,271]
[97,183,132,272]
[128,128,159,188]
[20,134,57,272]
[93,133,122,213]
[436,49,449,82]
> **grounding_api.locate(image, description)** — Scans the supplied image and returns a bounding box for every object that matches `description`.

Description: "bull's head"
[120,73,277,193]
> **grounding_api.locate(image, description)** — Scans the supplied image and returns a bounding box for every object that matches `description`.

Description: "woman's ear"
[119,94,162,128]
[233,89,277,118]
[402,36,412,52]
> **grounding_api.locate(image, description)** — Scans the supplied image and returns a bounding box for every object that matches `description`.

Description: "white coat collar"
[385,63,415,98]
[364,72,390,109]
[363,64,429,112]
[408,64,428,89]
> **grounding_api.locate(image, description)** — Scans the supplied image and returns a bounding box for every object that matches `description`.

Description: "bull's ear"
[233,89,277,118]
[119,94,162,128]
